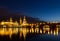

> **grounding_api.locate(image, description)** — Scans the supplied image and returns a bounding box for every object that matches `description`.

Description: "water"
[0,27,60,41]
[26,33,60,41]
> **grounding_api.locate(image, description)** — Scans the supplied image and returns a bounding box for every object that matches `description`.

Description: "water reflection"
[0,27,59,40]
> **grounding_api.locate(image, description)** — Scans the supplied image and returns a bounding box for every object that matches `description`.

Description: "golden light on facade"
[43,25,50,31]
[36,24,39,28]
[56,25,60,27]
[20,17,22,25]
[40,23,42,25]
[10,17,13,22]
[43,25,50,34]
[31,24,33,28]
[1,21,4,25]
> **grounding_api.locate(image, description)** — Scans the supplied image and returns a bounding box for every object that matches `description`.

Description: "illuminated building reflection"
[0,27,59,39]
[0,16,59,40]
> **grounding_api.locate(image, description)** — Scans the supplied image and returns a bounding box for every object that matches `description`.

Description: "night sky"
[0,0,60,22]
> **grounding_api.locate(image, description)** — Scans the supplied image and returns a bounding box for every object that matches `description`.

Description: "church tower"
[20,17,22,25]
[23,16,27,24]
[10,17,13,22]
[20,16,29,26]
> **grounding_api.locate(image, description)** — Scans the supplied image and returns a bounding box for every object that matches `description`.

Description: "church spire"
[20,17,22,25]
[23,16,27,24]
[10,17,12,22]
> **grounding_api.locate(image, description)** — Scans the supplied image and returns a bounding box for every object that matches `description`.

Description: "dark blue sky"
[0,0,60,22]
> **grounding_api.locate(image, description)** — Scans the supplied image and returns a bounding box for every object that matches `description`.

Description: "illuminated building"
[10,17,13,22]
[43,25,50,33]
[0,17,19,27]
[20,17,22,25]
[20,16,29,26]
[0,16,59,39]
[0,16,30,27]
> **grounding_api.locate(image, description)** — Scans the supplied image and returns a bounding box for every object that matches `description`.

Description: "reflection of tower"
[20,17,22,25]
[23,16,27,24]
[10,17,13,22]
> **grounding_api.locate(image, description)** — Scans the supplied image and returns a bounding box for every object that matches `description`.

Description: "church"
[0,16,29,27]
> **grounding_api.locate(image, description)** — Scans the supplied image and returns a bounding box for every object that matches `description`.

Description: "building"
[0,17,19,27]
[0,16,30,27]
[20,16,29,26]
